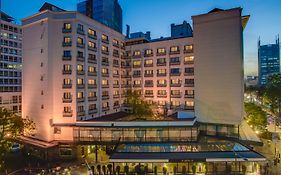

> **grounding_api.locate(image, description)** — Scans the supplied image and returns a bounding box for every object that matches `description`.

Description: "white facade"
[192,8,244,125]
[0,18,22,113]
[22,10,125,141]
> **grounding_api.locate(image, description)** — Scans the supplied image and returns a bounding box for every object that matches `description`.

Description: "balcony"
[121,64,131,68]
[102,50,109,55]
[144,84,153,87]
[77,97,85,103]
[62,97,72,103]
[62,70,72,75]
[77,84,85,89]
[170,61,181,66]
[113,52,120,58]
[62,55,72,61]
[88,84,97,89]
[157,73,167,77]
[171,94,182,98]
[184,72,194,76]
[121,75,131,78]
[88,71,97,76]
[113,84,120,88]
[157,94,167,98]
[113,63,119,68]
[113,42,119,48]
[77,43,85,48]
[102,61,109,66]
[144,74,153,77]
[63,111,73,117]
[121,84,131,88]
[62,28,72,33]
[133,65,141,68]
[144,94,154,98]
[88,46,97,52]
[77,56,85,62]
[157,62,166,66]
[62,42,72,47]
[102,106,110,111]
[133,74,141,78]
[88,57,97,64]
[77,111,85,117]
[88,109,98,115]
[102,84,109,88]
[102,73,109,77]
[113,74,120,78]
[157,84,167,87]
[62,84,72,89]
[184,83,194,87]
[77,29,85,35]
[102,39,109,44]
[88,34,97,40]
[184,94,194,98]
[171,83,181,87]
[133,84,141,88]
[102,95,110,100]
[184,49,193,54]
[132,55,141,59]
[184,61,194,65]
[77,70,85,75]
[144,64,153,67]
[184,106,194,110]
[88,96,97,101]
[113,94,120,98]
[144,53,153,57]
[170,72,181,76]
[169,50,180,55]
[113,105,120,109]
[156,52,166,56]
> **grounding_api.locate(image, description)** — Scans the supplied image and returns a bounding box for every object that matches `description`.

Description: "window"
[113,80,119,85]
[63,78,71,85]
[133,70,141,76]
[102,45,108,52]
[77,92,84,99]
[171,101,180,107]
[88,28,96,36]
[157,48,166,54]
[171,90,180,95]
[133,60,141,67]
[78,106,84,112]
[102,68,108,74]
[77,51,84,58]
[63,23,71,30]
[185,79,194,85]
[77,37,84,44]
[64,106,72,112]
[133,50,141,56]
[77,78,84,85]
[134,80,141,85]
[144,59,153,66]
[88,79,96,85]
[185,68,194,74]
[157,69,166,75]
[158,90,167,95]
[63,37,71,43]
[145,90,153,95]
[113,59,119,65]
[170,57,180,64]
[102,79,109,85]
[88,66,96,73]
[77,64,84,71]
[157,80,166,85]
[102,34,109,41]
[185,90,194,95]
[157,58,166,64]
[63,64,71,71]
[170,68,180,74]
[113,70,119,75]
[171,79,180,85]
[113,90,119,95]
[63,92,71,99]
[89,91,96,97]
[88,41,96,48]
[185,101,194,107]
[184,56,194,62]
[102,102,109,108]
[145,49,153,55]
[170,46,179,52]
[77,24,84,32]
[102,57,109,64]
[113,39,119,46]
[144,70,153,76]
[89,104,97,110]
[184,44,193,52]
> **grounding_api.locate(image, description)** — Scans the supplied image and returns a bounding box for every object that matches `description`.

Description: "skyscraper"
[77,0,123,33]
[0,12,22,113]
[258,37,280,86]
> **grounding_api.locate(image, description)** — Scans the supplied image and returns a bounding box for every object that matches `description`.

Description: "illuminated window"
[184,56,194,62]
[145,59,153,65]
[77,78,84,85]
[102,102,109,108]
[170,46,179,52]
[64,37,71,43]
[102,45,108,51]
[113,90,119,95]
[157,48,166,54]
[158,101,166,106]
[63,64,71,71]
[185,90,194,95]
[88,28,96,36]
[171,90,180,95]
[113,70,119,75]
[145,49,153,55]
[63,78,71,85]
[113,39,119,45]
[102,79,109,85]
[89,91,96,97]
[145,90,153,95]
[77,64,84,71]
[77,92,84,98]
[134,80,141,85]
[63,92,71,99]
[171,79,180,84]
[133,50,141,56]
[88,66,96,73]
[88,41,96,48]
[144,70,153,75]
[64,106,72,112]
[171,101,180,106]
[77,37,83,44]
[157,80,166,85]
[157,69,166,74]
[63,23,71,30]
[184,45,193,52]
[113,80,119,85]
[133,60,141,66]
[102,34,109,41]
[88,79,96,85]
[185,101,194,107]
[158,90,167,95]
[102,68,108,74]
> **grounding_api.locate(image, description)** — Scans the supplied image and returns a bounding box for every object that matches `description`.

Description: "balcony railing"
[77,29,85,35]
[156,52,166,56]
[102,62,109,66]
[184,72,194,76]
[77,43,85,48]
[157,94,167,98]
[184,83,194,87]
[144,53,153,57]
[102,95,110,100]
[77,84,85,89]
[157,62,166,66]
[184,61,194,65]
[169,50,180,55]
[157,73,167,77]
[144,64,153,67]
[88,109,98,115]
[88,84,97,89]
[170,61,181,66]
[102,106,110,111]
[113,84,120,88]
[132,55,141,59]
[113,52,120,58]
[157,84,167,87]
[133,84,141,88]
[62,84,72,89]
[113,105,120,109]
[113,63,119,68]
[88,71,97,76]
[102,39,109,44]
[77,111,85,117]
[88,96,97,101]
[121,75,131,78]
[62,42,72,47]
[77,56,85,62]
[77,70,85,75]
[113,42,119,48]
[62,28,72,33]
[102,73,109,77]
[102,50,109,55]
[62,70,72,75]
[184,49,193,54]
[62,97,72,103]
[144,84,153,87]
[184,94,194,98]
[133,74,141,78]
[88,34,97,40]
[144,94,154,98]
[88,47,97,52]
[113,74,120,78]
[121,84,131,88]
[171,94,182,98]
[62,55,72,61]
[144,74,153,77]
[184,106,194,110]
[102,84,109,88]
[170,72,181,76]
[77,97,85,103]
[63,111,73,117]
[113,94,120,98]
[88,57,97,64]
[171,83,181,87]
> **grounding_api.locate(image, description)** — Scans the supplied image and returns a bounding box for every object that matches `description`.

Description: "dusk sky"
[2,0,281,76]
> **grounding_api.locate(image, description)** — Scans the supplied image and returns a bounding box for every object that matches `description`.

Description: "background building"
[77,0,122,33]
[258,37,280,86]
[0,11,22,113]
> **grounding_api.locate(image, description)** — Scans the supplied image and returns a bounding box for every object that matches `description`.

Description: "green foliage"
[264,73,281,118]
[244,102,267,130]
[126,90,154,120]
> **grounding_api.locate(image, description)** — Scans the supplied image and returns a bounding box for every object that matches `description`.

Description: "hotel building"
[0,12,22,113]
[21,3,266,174]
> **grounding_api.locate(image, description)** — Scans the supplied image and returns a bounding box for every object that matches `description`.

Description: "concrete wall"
[192,8,244,125]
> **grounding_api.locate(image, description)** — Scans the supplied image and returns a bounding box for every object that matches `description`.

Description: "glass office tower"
[77,0,122,33]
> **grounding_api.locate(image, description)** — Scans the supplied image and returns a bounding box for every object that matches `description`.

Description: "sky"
[2,0,281,76]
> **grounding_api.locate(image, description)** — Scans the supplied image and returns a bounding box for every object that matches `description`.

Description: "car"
[11,143,21,152]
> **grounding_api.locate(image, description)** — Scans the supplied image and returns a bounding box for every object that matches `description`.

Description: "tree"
[264,73,281,118]
[126,90,154,120]
[0,107,35,169]
[244,102,267,131]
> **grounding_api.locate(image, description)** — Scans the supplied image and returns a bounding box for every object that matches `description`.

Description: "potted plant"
[163,167,167,175]
[97,165,101,175]
[124,165,129,175]
[154,166,157,175]
[107,164,113,175]
[116,166,121,175]
[182,166,186,175]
